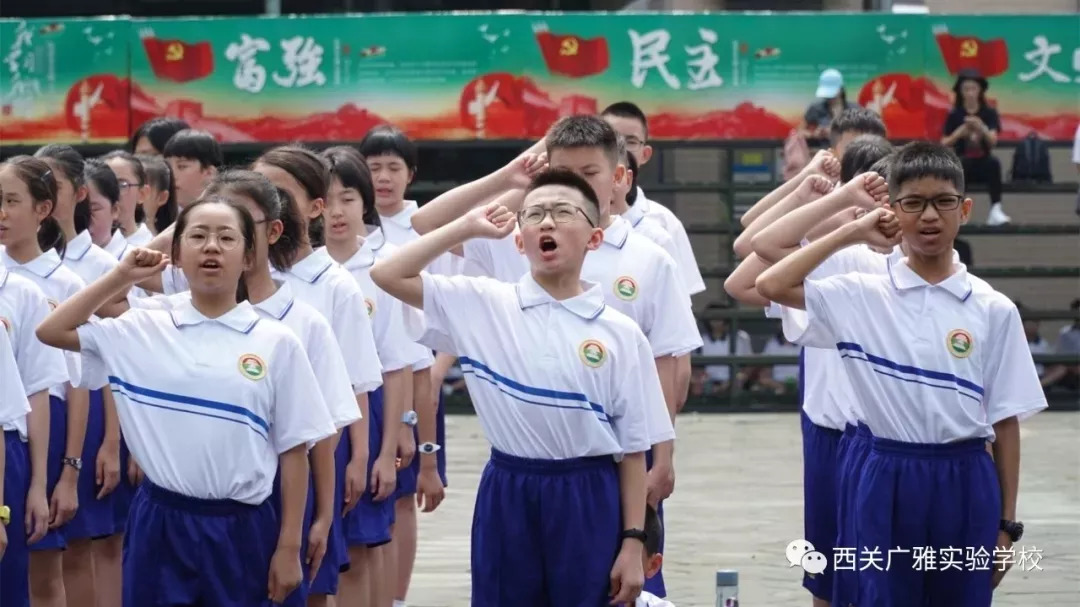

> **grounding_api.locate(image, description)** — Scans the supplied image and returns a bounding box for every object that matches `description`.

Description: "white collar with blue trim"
[105,230,128,260]
[342,227,388,271]
[253,281,296,321]
[515,273,606,320]
[0,266,8,288]
[888,257,973,301]
[602,215,630,249]
[289,248,335,284]
[1,248,64,279]
[170,300,261,333]
[66,231,94,261]
[623,199,647,228]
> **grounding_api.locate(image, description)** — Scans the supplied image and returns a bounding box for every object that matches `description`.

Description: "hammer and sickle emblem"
[559,37,579,56]
[959,39,978,59]
[165,42,185,62]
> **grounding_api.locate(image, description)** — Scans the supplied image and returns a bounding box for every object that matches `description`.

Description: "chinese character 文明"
[273,36,326,88]
[912,546,937,571]
[966,546,992,571]
[860,547,885,571]
[993,545,1015,571]
[1018,35,1071,83]
[2,21,41,116]
[1017,546,1044,572]
[684,27,723,90]
[225,34,271,94]
[833,547,857,571]
[629,29,681,90]
[885,547,910,571]
[939,546,964,571]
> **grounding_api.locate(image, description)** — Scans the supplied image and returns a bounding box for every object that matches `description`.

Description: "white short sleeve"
[76,315,133,374]
[371,289,420,373]
[267,334,337,453]
[304,315,362,429]
[13,292,67,396]
[642,256,702,357]
[813,244,889,278]
[668,220,706,295]
[800,274,866,349]
[415,273,503,355]
[982,302,1048,425]
[461,239,497,280]
[162,265,189,295]
[612,331,664,455]
[333,281,383,393]
[0,330,31,425]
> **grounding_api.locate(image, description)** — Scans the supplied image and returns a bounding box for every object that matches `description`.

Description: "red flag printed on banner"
[534,27,609,78]
[933,28,1009,78]
[142,37,214,83]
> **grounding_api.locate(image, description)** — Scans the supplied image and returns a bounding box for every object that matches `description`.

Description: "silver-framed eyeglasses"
[518,203,596,227]
[182,228,244,251]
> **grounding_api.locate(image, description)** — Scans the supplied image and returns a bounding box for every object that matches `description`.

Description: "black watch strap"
[620,528,647,544]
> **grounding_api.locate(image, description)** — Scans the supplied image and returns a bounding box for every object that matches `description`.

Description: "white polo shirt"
[63,230,119,286]
[623,201,680,276]
[0,316,32,428]
[463,218,702,358]
[77,300,336,503]
[799,259,1047,443]
[413,272,669,460]
[331,228,431,372]
[272,248,383,393]
[1,248,88,394]
[699,330,753,382]
[635,187,706,296]
[127,223,153,247]
[130,284,361,431]
[636,591,676,607]
[104,230,129,261]
[381,200,463,279]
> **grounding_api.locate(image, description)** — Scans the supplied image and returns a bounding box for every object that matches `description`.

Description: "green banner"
[2,13,1078,145]
[1,17,130,144]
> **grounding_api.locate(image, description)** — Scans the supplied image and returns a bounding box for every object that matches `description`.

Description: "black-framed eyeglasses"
[518,203,596,227]
[117,180,143,191]
[893,195,963,214]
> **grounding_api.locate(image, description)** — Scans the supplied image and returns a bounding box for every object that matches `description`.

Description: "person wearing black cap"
[942,70,1010,225]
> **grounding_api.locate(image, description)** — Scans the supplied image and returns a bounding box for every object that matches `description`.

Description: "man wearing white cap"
[803,69,860,139]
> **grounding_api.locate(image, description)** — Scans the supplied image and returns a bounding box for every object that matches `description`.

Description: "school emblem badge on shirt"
[613,276,639,301]
[579,339,607,368]
[946,329,974,358]
[365,298,375,318]
[238,354,267,380]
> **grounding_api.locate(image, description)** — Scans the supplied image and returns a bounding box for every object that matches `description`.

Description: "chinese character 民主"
[684,27,723,90]
[629,28,681,90]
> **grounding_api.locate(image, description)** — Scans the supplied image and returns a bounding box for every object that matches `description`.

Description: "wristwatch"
[401,411,418,427]
[62,456,83,471]
[419,442,441,455]
[0,505,10,525]
[1000,519,1024,542]
[620,528,648,544]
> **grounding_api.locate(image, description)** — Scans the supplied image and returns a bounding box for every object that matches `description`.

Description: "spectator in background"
[756,331,800,395]
[692,310,753,396]
[129,117,191,156]
[1072,123,1080,215]
[1017,302,1050,377]
[1041,299,1080,391]
[802,69,860,140]
[941,70,1010,226]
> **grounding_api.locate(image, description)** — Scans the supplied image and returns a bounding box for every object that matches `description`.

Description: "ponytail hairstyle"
[253,145,329,245]
[102,150,148,223]
[136,154,179,233]
[33,144,91,233]
[204,170,304,272]
[322,145,382,229]
[170,195,257,303]
[4,155,65,257]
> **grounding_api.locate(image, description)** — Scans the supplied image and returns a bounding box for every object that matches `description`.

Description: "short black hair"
[546,115,619,168]
[162,129,223,169]
[644,504,663,557]
[625,151,640,206]
[840,134,894,183]
[888,141,965,198]
[130,117,191,155]
[358,125,418,172]
[829,107,887,146]
[601,101,649,139]
[323,145,380,229]
[526,168,600,224]
[868,154,893,180]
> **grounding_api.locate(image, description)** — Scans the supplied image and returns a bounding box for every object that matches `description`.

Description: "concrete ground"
[407,412,1080,606]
